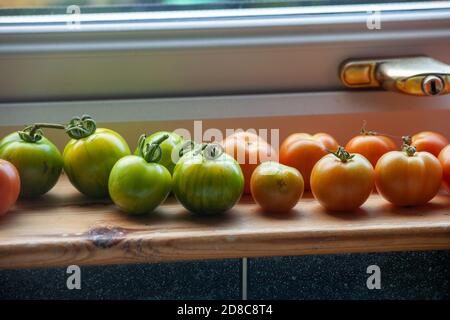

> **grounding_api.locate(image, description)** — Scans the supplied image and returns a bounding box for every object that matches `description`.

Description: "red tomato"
[375,146,442,206]
[222,131,277,194]
[438,144,450,193]
[0,159,21,216]
[280,133,339,190]
[310,147,374,211]
[346,130,397,167]
[409,131,449,157]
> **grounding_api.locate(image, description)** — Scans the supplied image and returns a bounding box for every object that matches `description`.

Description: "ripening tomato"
[0,132,63,198]
[222,131,276,194]
[109,155,171,214]
[173,143,244,215]
[310,147,374,211]
[280,133,339,190]
[250,161,304,213]
[109,134,172,214]
[0,160,20,216]
[346,131,397,167]
[438,144,450,193]
[375,146,442,206]
[63,116,131,198]
[409,131,449,157]
[134,131,184,175]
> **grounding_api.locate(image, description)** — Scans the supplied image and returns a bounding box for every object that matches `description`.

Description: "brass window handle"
[340,57,450,96]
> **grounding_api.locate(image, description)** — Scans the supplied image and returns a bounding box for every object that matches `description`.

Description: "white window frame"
[0,1,450,105]
[0,1,449,131]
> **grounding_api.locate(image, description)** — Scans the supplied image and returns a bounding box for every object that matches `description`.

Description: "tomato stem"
[203,143,224,160]
[136,134,147,157]
[360,120,377,136]
[141,134,169,163]
[17,115,97,142]
[65,115,97,139]
[178,140,196,158]
[327,146,355,163]
[402,135,412,147]
[18,123,66,143]
[404,145,416,157]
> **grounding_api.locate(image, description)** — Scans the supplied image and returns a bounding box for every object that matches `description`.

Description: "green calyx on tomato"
[134,131,184,175]
[401,137,418,156]
[0,130,63,198]
[327,146,355,163]
[403,145,417,157]
[109,134,172,215]
[62,115,131,198]
[173,143,244,215]
[64,114,98,139]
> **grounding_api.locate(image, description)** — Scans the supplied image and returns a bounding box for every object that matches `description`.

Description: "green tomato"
[108,155,172,214]
[0,132,63,198]
[135,131,184,174]
[172,145,244,215]
[63,128,131,198]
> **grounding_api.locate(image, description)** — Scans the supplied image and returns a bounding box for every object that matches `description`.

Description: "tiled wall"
[1,251,449,300]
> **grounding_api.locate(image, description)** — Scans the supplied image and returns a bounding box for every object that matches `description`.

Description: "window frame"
[0,1,449,102]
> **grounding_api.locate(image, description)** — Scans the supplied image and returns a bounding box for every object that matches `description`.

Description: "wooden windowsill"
[0,175,449,269]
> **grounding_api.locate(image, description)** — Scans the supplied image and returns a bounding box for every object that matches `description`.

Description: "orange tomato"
[438,144,450,193]
[280,133,339,190]
[222,131,277,194]
[409,131,449,157]
[250,161,304,213]
[310,147,374,211]
[375,146,442,206]
[346,133,397,167]
[0,159,21,216]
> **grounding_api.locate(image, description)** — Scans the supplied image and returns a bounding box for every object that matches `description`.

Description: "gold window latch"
[340,56,450,96]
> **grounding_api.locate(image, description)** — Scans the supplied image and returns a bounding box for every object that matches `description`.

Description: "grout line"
[242,257,248,300]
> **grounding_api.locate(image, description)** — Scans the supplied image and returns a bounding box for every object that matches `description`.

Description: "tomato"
[109,134,172,214]
[375,146,442,206]
[0,131,63,198]
[173,143,244,215]
[63,116,131,198]
[134,131,184,174]
[439,145,450,193]
[0,160,20,216]
[407,131,449,157]
[280,133,339,190]
[250,161,304,213]
[222,131,276,194]
[310,147,374,211]
[345,125,397,167]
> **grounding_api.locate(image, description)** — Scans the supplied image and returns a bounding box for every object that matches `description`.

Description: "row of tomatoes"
[0,116,245,216]
[242,128,450,213]
[1,116,450,216]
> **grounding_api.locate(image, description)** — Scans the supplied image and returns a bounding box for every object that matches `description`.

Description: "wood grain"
[0,174,449,269]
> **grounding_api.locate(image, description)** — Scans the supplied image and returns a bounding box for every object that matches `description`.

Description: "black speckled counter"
[1,251,449,300]
[247,251,450,300]
[0,259,241,300]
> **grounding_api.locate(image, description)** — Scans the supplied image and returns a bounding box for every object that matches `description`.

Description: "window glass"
[0,1,439,16]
